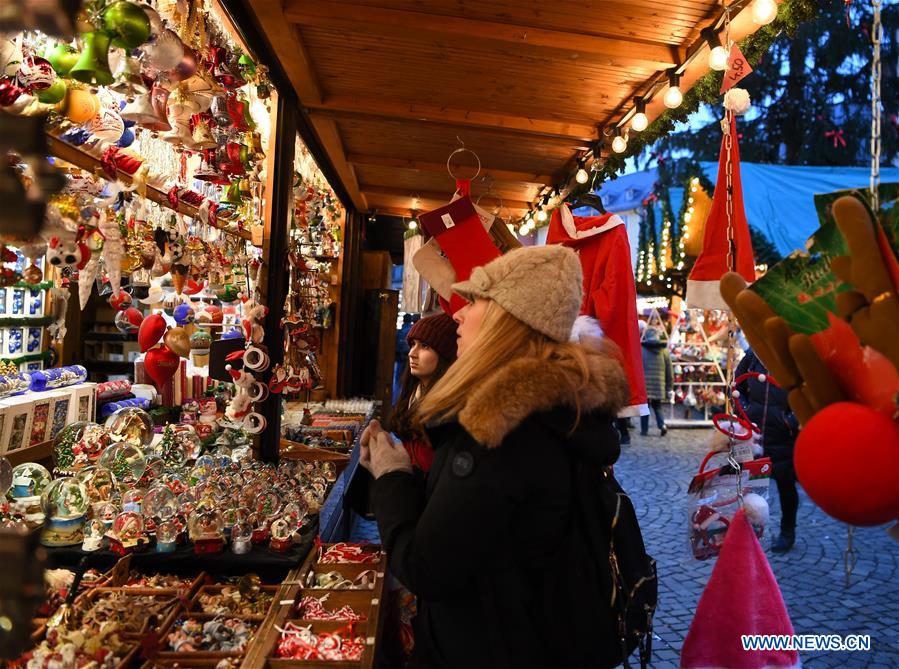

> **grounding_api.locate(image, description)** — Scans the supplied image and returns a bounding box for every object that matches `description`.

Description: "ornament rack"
[46,134,255,244]
[666,309,728,426]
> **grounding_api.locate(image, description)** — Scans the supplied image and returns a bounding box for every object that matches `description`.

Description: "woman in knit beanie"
[388,312,458,472]
[360,245,634,669]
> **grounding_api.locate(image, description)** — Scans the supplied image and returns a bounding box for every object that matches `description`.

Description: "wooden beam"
[361,185,532,211]
[306,96,597,142]
[307,111,367,212]
[347,153,555,187]
[283,1,677,70]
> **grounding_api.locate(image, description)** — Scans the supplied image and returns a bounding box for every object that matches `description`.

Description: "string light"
[631,97,648,132]
[518,223,529,236]
[751,0,778,25]
[576,165,589,184]
[702,28,729,71]
[663,70,683,109]
[536,209,548,223]
[408,218,418,230]
[611,128,628,154]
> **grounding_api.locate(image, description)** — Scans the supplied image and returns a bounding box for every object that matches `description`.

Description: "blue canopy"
[595,163,899,255]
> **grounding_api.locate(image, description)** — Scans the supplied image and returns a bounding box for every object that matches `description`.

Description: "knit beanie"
[452,245,583,342]
[407,313,458,362]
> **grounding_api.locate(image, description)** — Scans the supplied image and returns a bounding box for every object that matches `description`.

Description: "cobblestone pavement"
[616,428,899,669]
[350,428,899,668]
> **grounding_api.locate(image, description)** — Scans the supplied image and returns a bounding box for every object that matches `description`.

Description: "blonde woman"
[361,245,631,669]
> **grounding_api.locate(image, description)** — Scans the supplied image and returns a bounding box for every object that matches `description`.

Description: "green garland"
[14,280,53,291]
[0,350,53,365]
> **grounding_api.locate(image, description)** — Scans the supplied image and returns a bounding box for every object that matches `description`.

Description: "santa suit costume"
[547,205,648,416]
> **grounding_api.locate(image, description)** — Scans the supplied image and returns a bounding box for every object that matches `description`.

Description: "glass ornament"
[121,488,144,514]
[10,463,51,499]
[98,442,148,483]
[143,484,177,521]
[76,466,117,504]
[189,509,223,540]
[40,478,89,520]
[113,510,144,543]
[105,407,154,447]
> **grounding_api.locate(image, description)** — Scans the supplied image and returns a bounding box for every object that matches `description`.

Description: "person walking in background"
[736,348,800,553]
[640,326,672,436]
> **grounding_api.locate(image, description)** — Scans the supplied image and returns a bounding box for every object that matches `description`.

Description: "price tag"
[720,44,753,93]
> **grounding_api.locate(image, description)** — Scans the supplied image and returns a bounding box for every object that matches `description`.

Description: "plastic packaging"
[29,365,87,392]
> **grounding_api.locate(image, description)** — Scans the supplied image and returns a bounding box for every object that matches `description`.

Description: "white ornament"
[723,88,752,116]
[98,211,124,296]
[78,253,100,310]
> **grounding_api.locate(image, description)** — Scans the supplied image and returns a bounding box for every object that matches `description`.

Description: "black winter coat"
[735,350,799,460]
[372,339,630,669]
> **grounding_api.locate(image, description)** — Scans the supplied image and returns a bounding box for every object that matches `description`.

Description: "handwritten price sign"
[720,44,753,93]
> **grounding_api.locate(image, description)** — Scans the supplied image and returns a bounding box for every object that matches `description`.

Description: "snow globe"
[189,509,224,554]
[143,485,177,523]
[121,488,143,514]
[105,407,154,448]
[40,477,89,546]
[143,454,166,480]
[269,516,293,553]
[76,466,117,514]
[110,510,145,555]
[231,519,252,555]
[156,519,178,553]
[53,422,112,473]
[10,462,51,522]
[96,501,120,530]
[98,442,147,484]
[82,518,106,552]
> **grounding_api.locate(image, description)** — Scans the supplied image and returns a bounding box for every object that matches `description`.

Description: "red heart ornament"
[123,307,144,329]
[109,291,132,310]
[138,313,167,352]
[144,344,180,389]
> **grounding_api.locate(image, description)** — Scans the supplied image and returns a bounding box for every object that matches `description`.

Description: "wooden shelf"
[47,134,255,244]
[84,331,137,342]
[5,440,53,467]
[279,437,351,465]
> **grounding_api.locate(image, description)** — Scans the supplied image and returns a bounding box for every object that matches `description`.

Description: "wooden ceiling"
[248,0,766,218]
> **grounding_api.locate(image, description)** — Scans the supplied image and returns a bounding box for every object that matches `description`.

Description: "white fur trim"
[570,315,604,342]
[618,403,648,418]
[686,279,730,311]
[559,206,625,239]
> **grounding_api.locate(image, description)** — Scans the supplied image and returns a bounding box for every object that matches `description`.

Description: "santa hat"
[681,509,800,669]
[687,114,756,310]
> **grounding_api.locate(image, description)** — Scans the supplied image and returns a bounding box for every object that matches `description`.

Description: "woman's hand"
[360,419,412,478]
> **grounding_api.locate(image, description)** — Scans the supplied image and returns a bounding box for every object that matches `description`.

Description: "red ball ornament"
[144,344,180,389]
[0,76,25,106]
[795,402,899,526]
[138,313,167,352]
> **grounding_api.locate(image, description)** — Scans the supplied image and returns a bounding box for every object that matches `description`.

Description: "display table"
[44,522,318,583]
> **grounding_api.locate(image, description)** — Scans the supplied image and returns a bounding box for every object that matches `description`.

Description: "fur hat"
[452,245,583,342]
[407,312,458,362]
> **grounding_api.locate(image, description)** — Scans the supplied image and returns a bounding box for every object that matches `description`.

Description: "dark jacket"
[372,339,630,668]
[735,349,799,458]
[641,329,672,401]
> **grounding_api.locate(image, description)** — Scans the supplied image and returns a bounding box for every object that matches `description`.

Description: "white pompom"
[723,87,752,115]
[758,373,767,383]
[743,492,769,527]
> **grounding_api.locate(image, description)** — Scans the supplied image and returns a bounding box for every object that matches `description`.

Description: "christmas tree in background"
[659,0,898,167]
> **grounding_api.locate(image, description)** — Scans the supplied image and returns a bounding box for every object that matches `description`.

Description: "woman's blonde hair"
[416,300,593,427]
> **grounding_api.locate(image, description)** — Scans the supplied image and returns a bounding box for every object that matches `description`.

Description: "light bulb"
[536,209,548,222]
[663,86,683,109]
[518,224,529,236]
[709,45,729,71]
[751,0,777,25]
[611,134,627,154]
[575,167,589,184]
[408,219,418,230]
[630,111,647,132]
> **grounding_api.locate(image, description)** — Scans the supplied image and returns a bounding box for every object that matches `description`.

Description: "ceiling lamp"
[631,97,648,132]
[751,0,778,25]
[663,70,683,109]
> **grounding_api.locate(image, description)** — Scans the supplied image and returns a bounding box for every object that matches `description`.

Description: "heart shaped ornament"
[144,344,180,389]
[138,312,167,352]
[163,326,191,358]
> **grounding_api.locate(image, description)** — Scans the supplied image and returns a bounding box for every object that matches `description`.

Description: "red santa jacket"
[547,205,647,414]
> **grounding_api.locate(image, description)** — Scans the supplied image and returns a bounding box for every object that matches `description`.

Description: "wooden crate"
[154,612,260,660]
[75,588,182,640]
[189,584,279,621]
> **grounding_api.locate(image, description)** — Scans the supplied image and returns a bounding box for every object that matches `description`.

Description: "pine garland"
[577,0,821,191]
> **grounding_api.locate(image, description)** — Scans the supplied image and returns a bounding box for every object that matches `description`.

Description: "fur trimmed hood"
[458,337,630,448]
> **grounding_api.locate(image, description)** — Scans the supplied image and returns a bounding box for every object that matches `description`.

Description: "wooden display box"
[189,584,279,621]
[75,587,182,640]
[155,613,260,661]
[0,394,34,454]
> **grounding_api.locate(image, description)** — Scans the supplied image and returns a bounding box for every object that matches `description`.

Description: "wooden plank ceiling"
[248,0,744,218]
